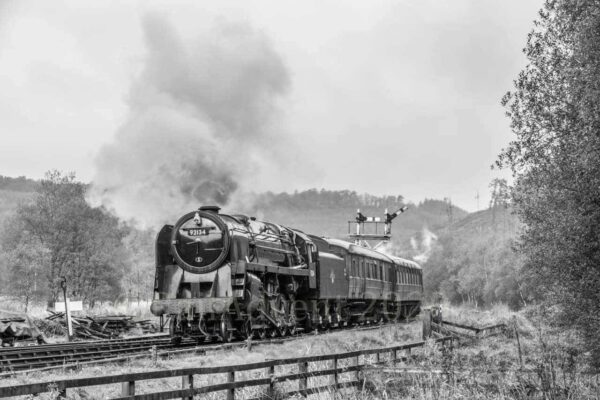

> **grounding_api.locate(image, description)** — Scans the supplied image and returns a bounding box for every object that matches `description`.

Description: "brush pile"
[43,312,158,339]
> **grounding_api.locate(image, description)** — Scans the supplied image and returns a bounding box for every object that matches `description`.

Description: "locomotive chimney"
[199,205,221,214]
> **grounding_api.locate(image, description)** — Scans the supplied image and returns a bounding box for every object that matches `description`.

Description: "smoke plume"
[410,228,438,263]
[88,15,290,226]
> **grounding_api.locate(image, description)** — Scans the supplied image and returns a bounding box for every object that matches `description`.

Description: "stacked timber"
[45,312,158,340]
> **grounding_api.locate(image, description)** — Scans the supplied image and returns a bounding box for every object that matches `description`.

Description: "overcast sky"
[0,0,543,212]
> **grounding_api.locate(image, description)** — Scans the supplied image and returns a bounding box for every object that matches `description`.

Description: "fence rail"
[0,337,454,399]
[440,320,506,337]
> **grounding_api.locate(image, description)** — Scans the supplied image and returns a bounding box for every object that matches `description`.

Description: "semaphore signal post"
[348,206,408,249]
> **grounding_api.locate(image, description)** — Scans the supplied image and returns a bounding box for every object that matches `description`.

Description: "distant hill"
[0,176,39,192]
[423,205,524,309]
[247,190,468,259]
[0,175,468,262]
[0,176,38,224]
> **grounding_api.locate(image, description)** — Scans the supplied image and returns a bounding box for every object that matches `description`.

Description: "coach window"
[360,260,364,278]
[351,259,356,276]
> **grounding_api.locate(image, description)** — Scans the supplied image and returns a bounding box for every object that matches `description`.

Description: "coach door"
[349,256,357,298]
[359,258,366,299]
[390,264,397,301]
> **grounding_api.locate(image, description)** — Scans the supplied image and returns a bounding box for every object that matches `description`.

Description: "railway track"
[0,334,184,373]
[0,319,417,376]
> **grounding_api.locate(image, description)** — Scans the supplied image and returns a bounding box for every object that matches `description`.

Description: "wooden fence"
[0,337,454,400]
[438,320,506,338]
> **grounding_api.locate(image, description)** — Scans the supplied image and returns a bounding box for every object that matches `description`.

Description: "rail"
[0,336,454,399]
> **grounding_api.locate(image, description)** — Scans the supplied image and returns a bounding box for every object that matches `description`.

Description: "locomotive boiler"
[151,206,422,342]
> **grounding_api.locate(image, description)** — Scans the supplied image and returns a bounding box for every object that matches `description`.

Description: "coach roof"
[324,238,421,270]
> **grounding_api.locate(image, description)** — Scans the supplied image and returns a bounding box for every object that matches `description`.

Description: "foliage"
[120,228,155,305]
[424,206,526,309]
[498,0,600,368]
[2,233,50,312]
[0,170,130,305]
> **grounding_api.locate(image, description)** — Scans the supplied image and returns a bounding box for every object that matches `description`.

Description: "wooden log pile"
[45,312,157,340]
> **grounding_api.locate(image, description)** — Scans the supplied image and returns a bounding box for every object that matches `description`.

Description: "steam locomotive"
[151,206,422,342]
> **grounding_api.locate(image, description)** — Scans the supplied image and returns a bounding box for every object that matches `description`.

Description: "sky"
[0,0,543,212]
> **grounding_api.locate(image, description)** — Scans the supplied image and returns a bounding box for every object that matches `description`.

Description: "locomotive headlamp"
[193,212,202,226]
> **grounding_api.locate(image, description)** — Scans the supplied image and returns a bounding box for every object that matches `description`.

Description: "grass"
[0,319,422,398]
[2,304,599,399]
[435,302,513,327]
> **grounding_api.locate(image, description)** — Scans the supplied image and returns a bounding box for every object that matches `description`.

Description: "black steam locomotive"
[151,206,422,342]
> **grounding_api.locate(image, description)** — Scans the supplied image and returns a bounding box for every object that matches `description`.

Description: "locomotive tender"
[151,206,422,342]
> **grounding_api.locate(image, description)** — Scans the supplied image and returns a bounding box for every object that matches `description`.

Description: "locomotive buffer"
[348,206,408,248]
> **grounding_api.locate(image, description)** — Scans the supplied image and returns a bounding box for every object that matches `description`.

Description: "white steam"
[410,228,438,263]
[88,15,290,227]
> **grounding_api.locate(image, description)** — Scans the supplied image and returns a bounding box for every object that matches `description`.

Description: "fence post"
[267,365,275,398]
[422,309,432,339]
[375,351,380,364]
[182,375,193,400]
[299,361,308,394]
[392,349,397,364]
[352,356,359,383]
[121,381,135,397]
[227,371,235,400]
[332,356,338,387]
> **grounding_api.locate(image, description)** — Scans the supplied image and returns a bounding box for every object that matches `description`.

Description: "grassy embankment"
[2,304,597,399]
